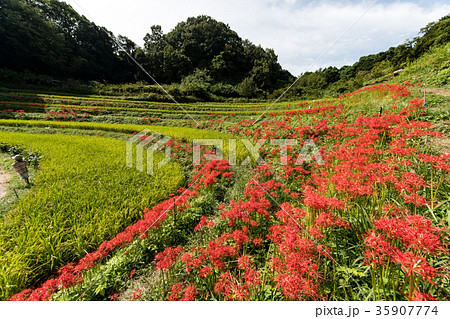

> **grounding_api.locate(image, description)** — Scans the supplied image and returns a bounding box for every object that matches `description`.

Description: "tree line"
[0,0,129,82]
[0,0,293,98]
[0,0,448,100]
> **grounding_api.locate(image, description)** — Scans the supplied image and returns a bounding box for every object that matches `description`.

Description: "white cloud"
[63,0,450,75]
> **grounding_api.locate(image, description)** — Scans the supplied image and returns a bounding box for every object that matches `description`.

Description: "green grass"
[395,43,450,87]
[0,99,310,116]
[1,100,266,115]
[0,131,184,300]
[0,120,252,162]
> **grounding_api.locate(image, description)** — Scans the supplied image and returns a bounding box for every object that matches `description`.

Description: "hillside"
[286,14,450,99]
[1,1,449,102]
[0,0,293,98]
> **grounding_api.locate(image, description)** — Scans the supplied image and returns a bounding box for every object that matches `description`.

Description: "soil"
[422,87,450,154]
[432,121,450,154]
[0,169,12,200]
[424,87,450,97]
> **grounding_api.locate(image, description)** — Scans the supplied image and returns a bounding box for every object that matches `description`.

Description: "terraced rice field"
[1,81,449,301]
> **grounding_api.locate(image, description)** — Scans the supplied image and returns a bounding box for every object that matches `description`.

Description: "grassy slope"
[395,43,450,88]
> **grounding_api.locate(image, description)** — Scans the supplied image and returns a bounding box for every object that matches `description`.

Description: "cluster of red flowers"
[189,159,233,190]
[168,283,197,301]
[148,83,449,301]
[194,216,215,231]
[339,83,412,100]
[140,116,163,125]
[10,160,234,301]
[155,247,183,271]
[364,215,445,280]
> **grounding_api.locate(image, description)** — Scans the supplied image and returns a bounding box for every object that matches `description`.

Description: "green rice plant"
[0,120,251,163]
[7,92,307,110]
[0,131,184,300]
[0,100,299,116]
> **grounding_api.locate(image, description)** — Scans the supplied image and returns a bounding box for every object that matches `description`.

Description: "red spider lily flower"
[199,266,212,278]
[155,247,183,271]
[231,229,250,245]
[131,289,142,301]
[411,290,436,301]
[253,238,263,246]
[194,216,215,231]
[374,216,444,254]
[237,255,253,270]
[169,283,184,301]
[181,285,197,301]
[243,269,261,287]
[392,251,437,284]
[109,293,119,301]
[214,272,234,298]
[233,285,250,301]
[180,253,192,263]
[275,273,318,300]
[316,212,351,229]
[308,226,324,239]
[363,230,394,267]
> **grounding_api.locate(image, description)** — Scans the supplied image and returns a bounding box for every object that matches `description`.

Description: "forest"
[0,0,449,100]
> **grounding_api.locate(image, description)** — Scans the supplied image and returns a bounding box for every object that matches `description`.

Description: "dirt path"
[424,87,450,97]
[0,169,12,200]
[432,121,450,154]
[421,87,450,154]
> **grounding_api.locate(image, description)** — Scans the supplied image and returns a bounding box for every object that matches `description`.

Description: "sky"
[63,0,450,76]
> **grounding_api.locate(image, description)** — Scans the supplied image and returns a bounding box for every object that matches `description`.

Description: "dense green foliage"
[0,0,131,82]
[1,1,448,101]
[394,42,450,87]
[0,0,449,303]
[0,1,292,98]
[138,16,293,92]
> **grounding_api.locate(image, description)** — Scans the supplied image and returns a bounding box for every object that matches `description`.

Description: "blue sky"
[63,0,449,75]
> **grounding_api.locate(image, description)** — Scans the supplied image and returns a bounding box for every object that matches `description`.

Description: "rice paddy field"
[0,51,449,301]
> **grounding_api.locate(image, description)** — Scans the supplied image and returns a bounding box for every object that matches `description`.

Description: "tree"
[144,25,165,52]
[412,15,450,58]
[0,0,66,74]
[138,15,292,94]
[0,0,134,82]
[180,68,213,99]
[165,15,243,69]
[1,4,294,92]
[117,35,137,57]
[322,66,340,84]
[162,45,192,83]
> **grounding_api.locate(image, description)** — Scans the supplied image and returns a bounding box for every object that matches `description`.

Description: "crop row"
[0,92,304,111]
[0,100,291,116]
